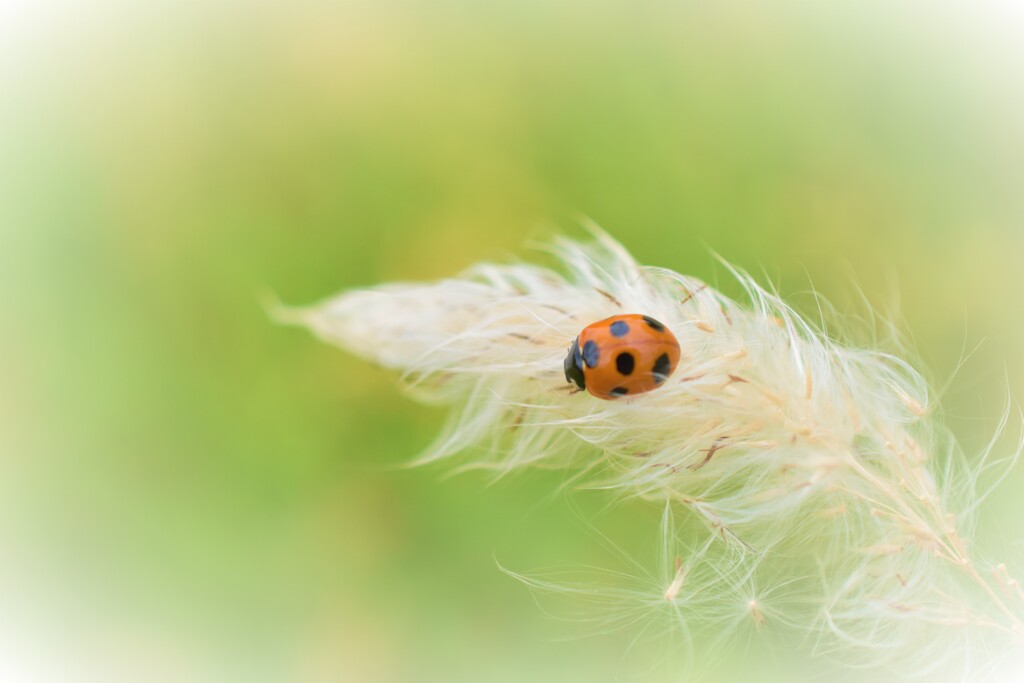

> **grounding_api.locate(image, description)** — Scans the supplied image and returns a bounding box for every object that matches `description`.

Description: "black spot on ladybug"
[582,340,600,368]
[615,352,635,375]
[652,353,672,383]
[609,320,630,337]
[610,387,629,396]
[643,316,666,332]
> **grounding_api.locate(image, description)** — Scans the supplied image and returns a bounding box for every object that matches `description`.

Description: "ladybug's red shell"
[563,314,681,400]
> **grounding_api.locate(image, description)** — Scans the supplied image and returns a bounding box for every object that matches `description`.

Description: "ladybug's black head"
[563,337,586,391]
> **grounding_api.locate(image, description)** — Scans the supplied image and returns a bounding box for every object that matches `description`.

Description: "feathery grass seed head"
[287,231,1024,679]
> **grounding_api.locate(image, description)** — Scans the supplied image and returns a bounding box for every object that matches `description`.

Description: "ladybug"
[563,314,681,399]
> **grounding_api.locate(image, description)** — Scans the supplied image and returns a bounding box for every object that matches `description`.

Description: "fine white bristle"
[288,230,1023,680]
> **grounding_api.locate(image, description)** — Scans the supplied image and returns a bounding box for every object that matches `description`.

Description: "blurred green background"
[2,1,1023,681]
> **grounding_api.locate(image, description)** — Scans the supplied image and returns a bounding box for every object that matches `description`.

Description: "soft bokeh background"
[2,1,1023,681]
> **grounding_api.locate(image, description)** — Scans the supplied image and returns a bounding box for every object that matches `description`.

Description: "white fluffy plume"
[289,231,1023,680]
